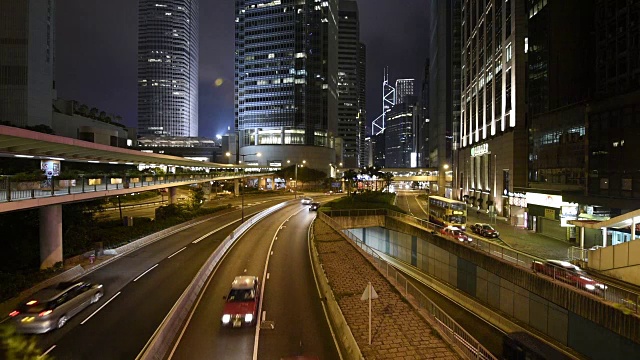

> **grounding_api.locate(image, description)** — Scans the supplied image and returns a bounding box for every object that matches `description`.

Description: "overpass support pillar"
[258,177,266,190]
[632,219,637,241]
[234,179,240,196]
[169,187,177,204]
[39,205,63,269]
[271,176,276,190]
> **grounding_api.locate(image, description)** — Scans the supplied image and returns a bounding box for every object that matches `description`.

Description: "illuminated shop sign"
[526,192,578,209]
[471,143,489,157]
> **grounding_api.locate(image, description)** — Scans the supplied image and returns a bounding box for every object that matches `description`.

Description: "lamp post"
[226,151,261,223]
[287,159,306,199]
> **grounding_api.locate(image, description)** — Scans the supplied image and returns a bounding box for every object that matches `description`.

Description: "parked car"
[309,202,320,211]
[531,260,607,293]
[221,276,260,327]
[301,197,313,205]
[9,281,104,334]
[470,223,500,238]
[440,226,472,243]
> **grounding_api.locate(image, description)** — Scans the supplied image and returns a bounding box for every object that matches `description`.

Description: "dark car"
[309,202,320,211]
[9,281,104,334]
[470,223,500,238]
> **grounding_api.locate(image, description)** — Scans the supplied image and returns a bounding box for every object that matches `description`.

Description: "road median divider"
[137,200,296,360]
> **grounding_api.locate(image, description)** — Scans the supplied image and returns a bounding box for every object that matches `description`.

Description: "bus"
[427,195,467,231]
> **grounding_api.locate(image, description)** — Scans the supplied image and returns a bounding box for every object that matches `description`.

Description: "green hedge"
[320,192,406,213]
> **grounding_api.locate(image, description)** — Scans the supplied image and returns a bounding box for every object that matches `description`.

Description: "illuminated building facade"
[337,0,362,168]
[385,97,417,168]
[137,0,199,137]
[458,0,528,219]
[234,0,339,173]
[395,79,414,104]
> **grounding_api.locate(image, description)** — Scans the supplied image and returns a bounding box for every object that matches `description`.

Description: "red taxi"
[221,276,260,327]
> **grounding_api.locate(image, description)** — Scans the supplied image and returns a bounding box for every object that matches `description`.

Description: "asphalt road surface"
[35,197,288,360]
[168,202,339,360]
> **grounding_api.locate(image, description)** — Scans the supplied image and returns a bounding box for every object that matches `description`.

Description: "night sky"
[55,0,429,138]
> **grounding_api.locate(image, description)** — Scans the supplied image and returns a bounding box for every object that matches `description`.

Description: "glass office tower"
[234,0,338,171]
[138,0,199,137]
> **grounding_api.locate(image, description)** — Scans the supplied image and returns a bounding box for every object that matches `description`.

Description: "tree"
[189,186,205,209]
[382,172,394,192]
[342,169,358,196]
[76,104,89,116]
[1,325,51,360]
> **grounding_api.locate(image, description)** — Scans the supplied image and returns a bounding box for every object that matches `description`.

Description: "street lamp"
[226,152,261,223]
[287,159,306,199]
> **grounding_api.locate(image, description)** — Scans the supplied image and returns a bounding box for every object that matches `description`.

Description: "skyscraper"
[429,0,461,197]
[338,0,361,168]
[137,0,199,137]
[234,0,338,172]
[0,0,55,128]
[357,42,367,167]
[395,79,415,104]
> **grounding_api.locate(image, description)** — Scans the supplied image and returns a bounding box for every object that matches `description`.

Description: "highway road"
[34,196,292,359]
[168,202,339,360]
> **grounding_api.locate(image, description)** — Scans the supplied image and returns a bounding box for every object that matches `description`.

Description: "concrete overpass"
[0,126,278,268]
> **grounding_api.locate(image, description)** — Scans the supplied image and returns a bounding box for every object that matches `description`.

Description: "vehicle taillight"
[9,310,19,317]
[38,310,53,317]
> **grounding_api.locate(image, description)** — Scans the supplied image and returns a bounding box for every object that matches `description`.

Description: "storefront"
[526,192,579,242]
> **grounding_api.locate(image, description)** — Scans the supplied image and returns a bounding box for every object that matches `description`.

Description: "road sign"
[360,283,378,301]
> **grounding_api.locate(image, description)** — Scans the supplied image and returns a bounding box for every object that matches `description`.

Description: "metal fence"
[324,209,640,316]
[0,172,242,203]
[318,211,497,360]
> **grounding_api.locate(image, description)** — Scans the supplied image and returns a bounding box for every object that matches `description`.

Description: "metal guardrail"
[325,209,640,316]
[0,172,245,203]
[138,200,293,360]
[318,211,497,360]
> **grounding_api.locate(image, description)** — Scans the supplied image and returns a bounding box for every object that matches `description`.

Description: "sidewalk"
[313,220,460,360]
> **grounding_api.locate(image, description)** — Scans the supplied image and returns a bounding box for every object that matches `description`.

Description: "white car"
[301,197,313,205]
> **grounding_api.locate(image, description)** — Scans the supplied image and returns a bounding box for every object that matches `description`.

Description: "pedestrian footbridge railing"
[318,211,498,360]
[0,172,241,203]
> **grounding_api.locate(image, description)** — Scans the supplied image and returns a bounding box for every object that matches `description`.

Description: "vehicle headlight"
[222,314,231,324]
[585,284,596,291]
[244,313,253,323]
[597,284,608,290]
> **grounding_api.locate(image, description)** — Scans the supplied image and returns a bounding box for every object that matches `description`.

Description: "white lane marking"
[167,247,186,259]
[166,206,276,360]
[133,264,159,282]
[192,220,241,244]
[262,311,266,321]
[40,345,56,358]
[308,223,343,360]
[81,292,121,325]
[267,273,270,279]
[253,207,306,360]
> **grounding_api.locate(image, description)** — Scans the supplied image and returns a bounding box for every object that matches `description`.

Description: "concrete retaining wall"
[381,216,640,358]
[327,215,385,230]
